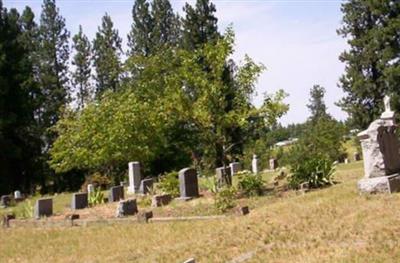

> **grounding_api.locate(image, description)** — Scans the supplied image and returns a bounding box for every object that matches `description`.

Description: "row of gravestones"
[0,191,24,208]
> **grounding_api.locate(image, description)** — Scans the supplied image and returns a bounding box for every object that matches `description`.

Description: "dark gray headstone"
[115,199,138,217]
[216,167,232,187]
[71,193,88,210]
[178,168,199,199]
[151,194,172,207]
[109,186,124,203]
[137,210,153,223]
[139,178,154,194]
[0,195,11,207]
[378,126,400,175]
[269,158,278,170]
[354,152,361,161]
[34,198,53,219]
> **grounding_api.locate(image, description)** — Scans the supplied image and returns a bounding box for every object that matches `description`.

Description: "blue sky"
[4,0,348,125]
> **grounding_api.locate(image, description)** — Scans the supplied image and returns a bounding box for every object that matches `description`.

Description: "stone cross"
[252,154,259,174]
[128,162,142,194]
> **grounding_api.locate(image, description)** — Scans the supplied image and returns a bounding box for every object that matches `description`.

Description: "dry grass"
[2,162,400,262]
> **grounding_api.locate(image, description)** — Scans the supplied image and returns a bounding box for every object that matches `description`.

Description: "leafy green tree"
[92,14,122,96]
[72,25,92,109]
[307,85,329,121]
[182,0,220,50]
[337,0,400,129]
[128,0,153,56]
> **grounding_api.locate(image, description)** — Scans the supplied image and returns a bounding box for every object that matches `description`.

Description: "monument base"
[358,173,400,194]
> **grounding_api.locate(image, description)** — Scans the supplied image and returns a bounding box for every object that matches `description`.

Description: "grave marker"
[128,162,142,194]
[71,193,88,210]
[109,186,124,202]
[216,166,232,187]
[178,168,199,200]
[34,198,53,219]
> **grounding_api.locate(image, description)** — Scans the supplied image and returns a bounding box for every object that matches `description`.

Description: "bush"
[288,157,335,189]
[214,186,237,213]
[81,172,111,192]
[155,171,180,197]
[88,188,105,206]
[201,176,218,194]
[237,170,264,196]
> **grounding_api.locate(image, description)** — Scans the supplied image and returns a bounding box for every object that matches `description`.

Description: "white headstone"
[87,184,94,194]
[252,154,259,174]
[128,162,142,194]
[229,162,241,176]
[381,95,395,119]
[14,191,21,199]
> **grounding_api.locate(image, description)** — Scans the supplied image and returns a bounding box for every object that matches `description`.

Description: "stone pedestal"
[128,162,142,194]
[358,174,400,194]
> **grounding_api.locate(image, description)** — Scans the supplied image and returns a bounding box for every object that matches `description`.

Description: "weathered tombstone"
[34,198,53,219]
[71,193,88,210]
[354,152,361,161]
[216,166,232,187]
[128,162,142,194]
[252,154,259,174]
[269,158,278,170]
[178,168,199,200]
[87,184,94,195]
[137,210,153,223]
[115,199,138,217]
[139,178,154,194]
[14,191,21,199]
[0,195,11,208]
[151,194,172,207]
[229,162,241,176]
[344,158,350,164]
[358,95,400,194]
[109,185,124,202]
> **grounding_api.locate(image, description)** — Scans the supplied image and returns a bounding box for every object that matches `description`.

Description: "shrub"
[155,171,180,197]
[88,188,105,206]
[214,187,237,213]
[20,200,34,219]
[288,157,335,189]
[201,176,218,194]
[237,170,264,196]
[82,172,111,192]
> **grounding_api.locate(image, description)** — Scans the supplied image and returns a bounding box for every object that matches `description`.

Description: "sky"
[4,0,348,125]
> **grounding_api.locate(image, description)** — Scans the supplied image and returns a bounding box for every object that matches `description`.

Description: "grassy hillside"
[2,161,400,262]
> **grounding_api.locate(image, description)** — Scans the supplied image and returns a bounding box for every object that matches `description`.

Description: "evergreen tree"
[337,0,400,128]
[182,0,220,50]
[38,0,70,142]
[128,0,153,56]
[72,25,92,109]
[307,85,329,121]
[93,14,122,96]
[151,0,180,50]
[0,3,39,194]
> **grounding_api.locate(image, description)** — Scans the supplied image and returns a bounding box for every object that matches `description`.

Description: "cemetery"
[1,0,400,262]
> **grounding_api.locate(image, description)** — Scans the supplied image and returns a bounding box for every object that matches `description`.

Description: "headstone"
[269,158,278,170]
[87,184,94,195]
[14,191,21,199]
[128,162,142,194]
[151,194,172,207]
[229,162,241,176]
[34,198,53,219]
[358,95,400,193]
[252,154,259,174]
[71,192,88,210]
[178,168,199,200]
[137,210,153,223]
[354,152,361,161]
[238,206,250,216]
[215,166,232,187]
[0,195,11,207]
[109,185,124,202]
[139,178,154,194]
[115,199,138,217]
[344,158,350,164]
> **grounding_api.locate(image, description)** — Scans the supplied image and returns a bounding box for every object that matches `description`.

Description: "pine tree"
[128,0,153,56]
[182,0,220,50]
[0,3,39,194]
[72,25,92,109]
[307,85,329,121]
[337,0,400,129]
[151,0,181,50]
[38,0,70,142]
[92,14,122,96]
